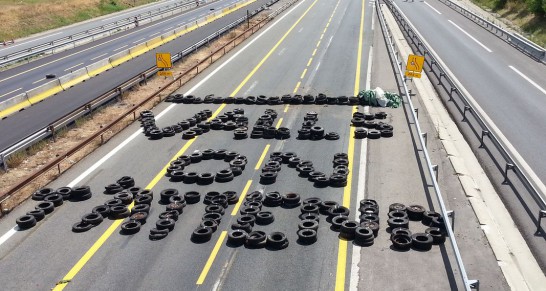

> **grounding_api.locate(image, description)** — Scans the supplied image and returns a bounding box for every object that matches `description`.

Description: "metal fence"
[377,1,477,289]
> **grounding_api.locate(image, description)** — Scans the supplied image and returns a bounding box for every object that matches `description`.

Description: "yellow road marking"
[316,40,321,47]
[284,104,290,112]
[255,144,271,170]
[312,48,317,56]
[196,231,228,285]
[307,57,313,66]
[320,34,324,40]
[275,117,283,129]
[300,68,307,79]
[335,0,365,290]
[231,180,253,216]
[229,0,319,97]
[293,81,301,94]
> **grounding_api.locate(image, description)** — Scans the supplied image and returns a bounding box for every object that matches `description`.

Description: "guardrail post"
[447,210,455,231]
[49,125,56,142]
[430,60,436,72]
[502,163,514,184]
[438,72,445,85]
[449,87,457,101]
[422,132,428,147]
[0,153,7,171]
[536,210,546,234]
[479,130,489,148]
[462,106,471,122]
[469,279,480,290]
[414,108,418,119]
[432,164,439,182]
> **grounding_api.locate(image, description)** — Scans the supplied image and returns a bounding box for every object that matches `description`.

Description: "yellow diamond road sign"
[156,53,172,68]
[406,54,424,72]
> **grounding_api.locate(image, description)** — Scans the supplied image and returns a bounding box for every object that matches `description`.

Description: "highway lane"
[0,0,510,289]
[0,0,193,58]
[0,0,268,153]
[0,0,242,102]
[392,0,546,269]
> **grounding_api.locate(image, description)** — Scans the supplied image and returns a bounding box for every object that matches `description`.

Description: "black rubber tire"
[354,128,368,139]
[44,194,64,207]
[381,129,393,137]
[205,204,225,215]
[156,218,176,232]
[120,221,141,235]
[197,173,215,185]
[104,198,123,207]
[255,211,275,225]
[412,233,433,251]
[300,203,320,214]
[422,211,442,226]
[391,233,412,250]
[367,130,381,139]
[266,232,289,250]
[184,191,200,204]
[391,227,412,238]
[227,230,248,247]
[110,205,130,219]
[259,172,277,185]
[388,210,408,219]
[117,176,135,188]
[407,204,426,221]
[388,217,409,229]
[319,201,339,215]
[130,212,148,225]
[191,227,213,243]
[16,215,37,229]
[56,187,73,200]
[202,212,222,224]
[327,206,350,218]
[239,206,260,216]
[299,212,320,222]
[160,189,179,204]
[231,222,252,233]
[159,210,179,222]
[167,202,185,214]
[134,194,153,205]
[26,209,45,222]
[92,205,110,218]
[331,215,348,231]
[169,195,185,204]
[82,213,103,225]
[425,227,446,244]
[314,176,330,188]
[245,231,267,249]
[302,197,322,206]
[359,206,379,215]
[237,214,256,226]
[35,201,55,214]
[389,203,407,212]
[359,213,380,224]
[263,191,282,207]
[297,229,317,245]
[282,192,301,208]
[246,191,264,202]
[340,220,359,240]
[114,192,133,205]
[360,221,380,237]
[298,219,319,231]
[32,188,55,201]
[201,219,219,232]
[354,227,374,245]
[72,221,93,233]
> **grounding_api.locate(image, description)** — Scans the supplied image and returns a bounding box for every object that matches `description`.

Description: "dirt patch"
[0,13,269,214]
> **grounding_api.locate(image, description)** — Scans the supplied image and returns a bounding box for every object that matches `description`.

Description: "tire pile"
[192,190,241,243]
[259,152,349,188]
[249,109,290,140]
[16,186,92,230]
[139,108,250,140]
[351,111,393,139]
[164,149,247,184]
[386,203,447,251]
[297,111,339,140]
[165,94,364,105]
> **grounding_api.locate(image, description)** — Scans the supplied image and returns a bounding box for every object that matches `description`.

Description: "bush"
[526,0,545,14]
[493,0,507,10]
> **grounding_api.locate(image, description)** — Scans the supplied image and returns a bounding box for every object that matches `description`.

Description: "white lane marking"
[243,81,258,95]
[133,38,146,44]
[448,20,492,53]
[349,47,372,291]
[0,0,310,248]
[150,32,161,37]
[278,47,286,56]
[113,44,129,51]
[32,78,46,84]
[424,1,442,15]
[0,87,22,98]
[327,35,333,48]
[509,66,546,95]
[371,6,375,31]
[315,61,321,71]
[64,62,84,72]
[164,26,174,31]
[90,53,108,61]
[0,32,62,50]
[298,27,303,33]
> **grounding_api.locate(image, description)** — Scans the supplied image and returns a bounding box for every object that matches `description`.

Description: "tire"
[183,172,199,183]
[360,221,380,237]
[169,195,185,204]
[202,212,222,224]
[260,172,277,185]
[331,215,348,231]
[167,202,185,214]
[246,191,264,202]
[300,204,319,214]
[282,192,301,208]
[201,219,219,232]
[117,176,135,188]
[314,176,330,188]
[298,219,319,231]
[159,210,179,222]
[105,198,123,207]
[359,206,379,215]
[425,227,446,244]
[197,173,215,185]
[121,221,141,235]
[407,204,426,221]
[26,209,45,222]
[134,194,153,205]
[130,212,148,225]
[389,203,407,212]
[32,188,55,201]
[245,231,267,249]
[72,221,93,233]
[319,201,339,215]
[255,211,275,225]
[299,213,320,222]
[388,210,408,219]
[390,227,412,238]
[354,128,368,139]
[71,185,92,201]
[109,205,130,219]
[240,206,260,216]
[192,227,213,243]
[160,189,179,204]
[185,191,201,204]
[325,132,340,140]
[340,220,359,239]
[422,211,441,225]
[225,191,239,205]
[367,130,381,139]
[82,213,103,225]
[354,227,375,246]
[16,215,37,229]
[35,201,55,214]
[114,192,133,205]
[44,194,64,207]
[297,229,317,245]
[92,205,110,218]
[156,218,176,232]
[227,230,248,247]
[56,187,73,200]
[266,232,288,250]
[359,213,380,224]
[237,215,256,226]
[327,206,350,218]
[231,222,252,233]
[302,197,322,206]
[412,233,433,251]
[205,204,225,215]
[381,129,393,138]
[387,217,409,229]
[391,233,412,250]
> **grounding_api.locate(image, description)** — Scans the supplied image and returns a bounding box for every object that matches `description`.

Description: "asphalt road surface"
[0,0,512,290]
[0,0,241,102]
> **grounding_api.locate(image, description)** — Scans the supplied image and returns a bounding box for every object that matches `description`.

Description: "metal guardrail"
[0,0,197,68]
[385,0,546,231]
[376,1,476,290]
[0,0,297,207]
[438,0,545,62]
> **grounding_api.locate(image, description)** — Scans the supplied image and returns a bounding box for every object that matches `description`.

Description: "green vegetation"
[472,0,546,46]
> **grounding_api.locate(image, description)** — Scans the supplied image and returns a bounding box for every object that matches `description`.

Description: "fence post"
[0,153,7,171]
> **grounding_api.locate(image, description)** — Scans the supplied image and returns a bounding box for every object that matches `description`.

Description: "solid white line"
[448,20,492,53]
[32,78,46,85]
[315,61,320,72]
[133,38,146,44]
[0,228,17,246]
[0,0,310,248]
[371,6,375,31]
[424,1,442,15]
[0,87,22,98]
[0,32,62,50]
[150,32,161,37]
[64,62,84,72]
[164,26,174,31]
[509,66,546,95]
[90,53,108,61]
[113,45,129,51]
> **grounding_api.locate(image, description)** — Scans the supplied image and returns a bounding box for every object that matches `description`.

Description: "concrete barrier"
[174,27,186,36]
[26,79,64,104]
[109,50,133,67]
[146,36,164,50]
[86,58,113,77]
[59,67,90,90]
[129,43,149,58]
[0,93,31,119]
[161,31,177,44]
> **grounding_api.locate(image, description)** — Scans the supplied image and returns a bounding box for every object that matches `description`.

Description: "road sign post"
[156,52,173,78]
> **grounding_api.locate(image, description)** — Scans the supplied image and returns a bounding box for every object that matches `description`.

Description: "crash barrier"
[438,0,545,62]
[129,43,150,58]
[0,93,31,118]
[109,50,134,67]
[146,36,165,50]
[59,67,90,90]
[26,79,63,104]
[86,58,113,77]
